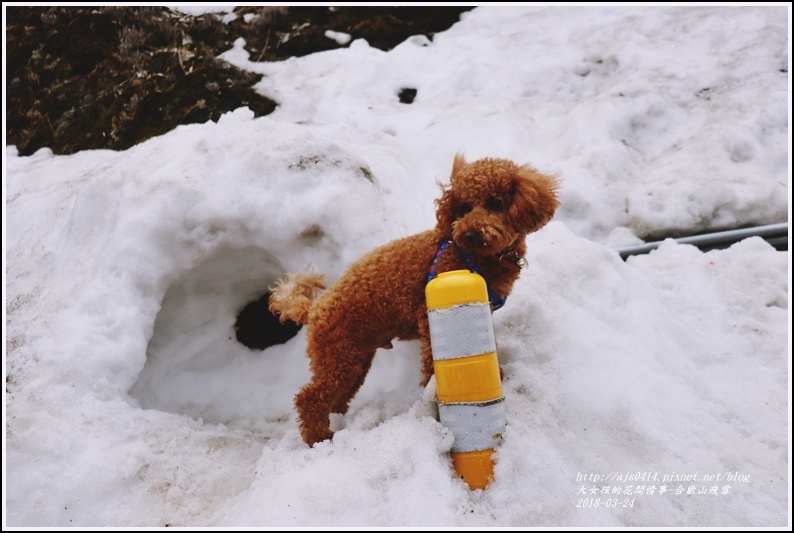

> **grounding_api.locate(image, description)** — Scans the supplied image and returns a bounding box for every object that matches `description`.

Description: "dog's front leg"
[417,309,435,386]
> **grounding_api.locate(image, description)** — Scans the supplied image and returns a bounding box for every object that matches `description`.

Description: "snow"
[4,5,791,528]
[325,30,352,46]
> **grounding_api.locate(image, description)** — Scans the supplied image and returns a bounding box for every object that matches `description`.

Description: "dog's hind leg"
[330,348,375,416]
[294,342,375,446]
[294,380,336,445]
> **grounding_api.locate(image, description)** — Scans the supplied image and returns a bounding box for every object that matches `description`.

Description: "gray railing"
[616,223,788,260]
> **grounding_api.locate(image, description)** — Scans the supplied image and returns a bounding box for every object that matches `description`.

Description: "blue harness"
[426,239,507,311]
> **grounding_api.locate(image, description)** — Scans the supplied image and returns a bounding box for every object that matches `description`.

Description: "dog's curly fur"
[270,154,559,446]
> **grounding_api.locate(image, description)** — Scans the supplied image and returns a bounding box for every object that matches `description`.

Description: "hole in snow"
[398,87,417,104]
[234,291,301,350]
[129,246,311,432]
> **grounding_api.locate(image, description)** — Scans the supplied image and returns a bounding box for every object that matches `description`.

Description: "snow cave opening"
[129,246,304,425]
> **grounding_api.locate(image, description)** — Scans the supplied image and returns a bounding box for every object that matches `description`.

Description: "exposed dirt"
[6,6,473,156]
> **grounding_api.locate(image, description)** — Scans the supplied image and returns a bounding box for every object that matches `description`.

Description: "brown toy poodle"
[269,154,560,446]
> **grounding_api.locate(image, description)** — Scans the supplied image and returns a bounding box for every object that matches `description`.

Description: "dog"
[269,154,559,446]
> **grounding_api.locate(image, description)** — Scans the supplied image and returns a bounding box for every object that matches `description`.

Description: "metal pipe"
[616,222,788,260]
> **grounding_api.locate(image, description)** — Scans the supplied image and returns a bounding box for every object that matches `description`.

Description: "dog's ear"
[435,183,455,234]
[435,154,467,233]
[509,165,560,234]
[450,153,467,183]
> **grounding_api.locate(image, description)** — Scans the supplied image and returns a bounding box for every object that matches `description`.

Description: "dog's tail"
[268,271,327,325]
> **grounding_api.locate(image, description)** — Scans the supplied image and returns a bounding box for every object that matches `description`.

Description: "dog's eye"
[486,196,505,211]
[457,202,473,216]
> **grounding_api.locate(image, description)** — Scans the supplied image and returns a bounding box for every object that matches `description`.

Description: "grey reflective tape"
[427,303,496,360]
[438,397,506,453]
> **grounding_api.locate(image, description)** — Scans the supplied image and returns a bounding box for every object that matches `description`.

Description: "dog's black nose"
[463,231,483,247]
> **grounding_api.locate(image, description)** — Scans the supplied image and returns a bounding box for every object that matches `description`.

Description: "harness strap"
[426,239,507,311]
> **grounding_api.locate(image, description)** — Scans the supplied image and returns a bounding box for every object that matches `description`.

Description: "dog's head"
[435,154,559,257]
